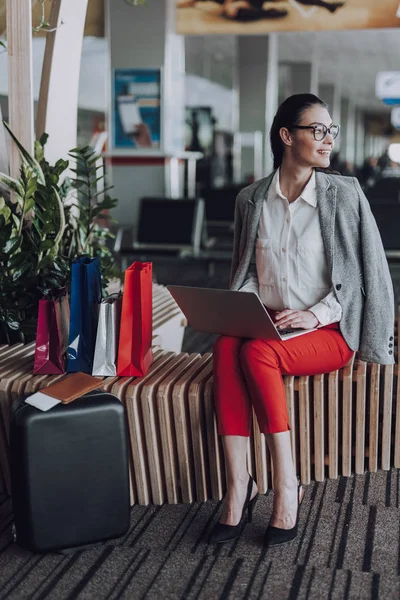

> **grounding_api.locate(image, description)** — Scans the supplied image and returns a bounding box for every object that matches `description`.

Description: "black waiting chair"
[202,185,245,250]
[367,178,400,205]
[370,204,400,260]
[114,197,205,269]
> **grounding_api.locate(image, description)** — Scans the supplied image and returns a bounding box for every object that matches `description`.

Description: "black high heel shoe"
[208,475,258,544]
[264,482,304,547]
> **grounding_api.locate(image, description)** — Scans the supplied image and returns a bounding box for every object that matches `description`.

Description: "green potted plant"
[0,124,120,344]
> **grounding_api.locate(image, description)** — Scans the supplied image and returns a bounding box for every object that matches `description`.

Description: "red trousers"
[213,323,354,435]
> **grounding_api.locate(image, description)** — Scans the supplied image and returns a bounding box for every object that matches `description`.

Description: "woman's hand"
[274,309,319,330]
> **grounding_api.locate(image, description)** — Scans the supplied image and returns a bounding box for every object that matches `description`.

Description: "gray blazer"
[230,171,395,365]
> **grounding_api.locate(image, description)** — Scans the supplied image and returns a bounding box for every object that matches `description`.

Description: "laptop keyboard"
[279,328,304,335]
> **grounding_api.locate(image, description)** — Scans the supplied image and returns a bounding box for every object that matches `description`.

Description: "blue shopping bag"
[67,256,102,373]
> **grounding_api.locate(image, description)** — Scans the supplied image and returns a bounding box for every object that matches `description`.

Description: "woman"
[210,93,395,547]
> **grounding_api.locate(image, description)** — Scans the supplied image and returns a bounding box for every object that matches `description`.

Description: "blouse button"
[389,350,393,355]
[336,284,342,291]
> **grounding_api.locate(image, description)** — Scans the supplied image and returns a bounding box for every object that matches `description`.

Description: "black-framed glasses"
[291,123,340,141]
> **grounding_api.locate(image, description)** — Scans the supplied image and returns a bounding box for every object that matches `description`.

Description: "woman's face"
[282,105,336,169]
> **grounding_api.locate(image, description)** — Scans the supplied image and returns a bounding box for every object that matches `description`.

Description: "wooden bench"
[0,294,398,507]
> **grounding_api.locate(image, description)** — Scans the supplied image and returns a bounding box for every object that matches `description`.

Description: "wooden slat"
[394,308,400,468]
[157,353,201,503]
[141,353,189,505]
[0,347,35,442]
[394,366,400,468]
[0,342,34,372]
[369,363,380,473]
[0,349,36,493]
[153,309,182,330]
[342,354,355,477]
[298,376,311,485]
[152,296,165,307]
[153,313,186,354]
[204,376,225,501]
[152,304,178,320]
[188,359,214,501]
[10,372,38,417]
[100,376,120,393]
[247,435,256,482]
[23,373,52,396]
[381,364,394,471]
[284,375,297,475]
[252,410,269,495]
[328,370,339,479]
[172,353,212,503]
[99,374,135,503]
[111,375,138,506]
[313,373,325,482]
[355,360,367,474]
[113,350,173,506]
[152,297,176,315]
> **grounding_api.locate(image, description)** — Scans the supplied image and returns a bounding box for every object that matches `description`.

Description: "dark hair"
[270,94,328,170]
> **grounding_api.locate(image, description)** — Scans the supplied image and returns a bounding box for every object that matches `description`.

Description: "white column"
[332,76,342,153]
[290,63,312,95]
[344,95,356,166]
[163,0,185,155]
[310,34,320,97]
[339,97,349,163]
[6,0,34,177]
[36,0,88,165]
[355,109,365,168]
[238,35,269,181]
[232,36,240,134]
[265,33,279,176]
[319,84,334,112]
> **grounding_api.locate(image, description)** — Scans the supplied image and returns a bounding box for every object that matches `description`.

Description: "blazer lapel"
[316,171,337,275]
[245,172,275,253]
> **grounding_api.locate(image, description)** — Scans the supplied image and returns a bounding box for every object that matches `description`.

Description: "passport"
[41,372,102,404]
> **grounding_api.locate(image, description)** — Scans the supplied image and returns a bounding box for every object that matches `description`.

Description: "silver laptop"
[167,286,316,341]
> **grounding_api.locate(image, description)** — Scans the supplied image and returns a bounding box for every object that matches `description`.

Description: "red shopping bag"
[117,262,153,377]
[33,288,70,374]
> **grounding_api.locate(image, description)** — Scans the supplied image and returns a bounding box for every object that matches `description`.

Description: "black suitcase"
[10,389,131,553]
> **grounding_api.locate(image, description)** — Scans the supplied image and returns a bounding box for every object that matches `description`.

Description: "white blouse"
[240,169,342,327]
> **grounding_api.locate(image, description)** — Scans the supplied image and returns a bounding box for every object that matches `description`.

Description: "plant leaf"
[0,173,24,197]
[3,121,46,185]
[12,262,32,281]
[3,236,22,255]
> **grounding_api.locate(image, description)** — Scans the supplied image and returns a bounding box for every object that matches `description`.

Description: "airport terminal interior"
[1,0,400,598]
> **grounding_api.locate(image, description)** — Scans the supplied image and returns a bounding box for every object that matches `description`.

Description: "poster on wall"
[113,68,161,150]
[176,0,400,35]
